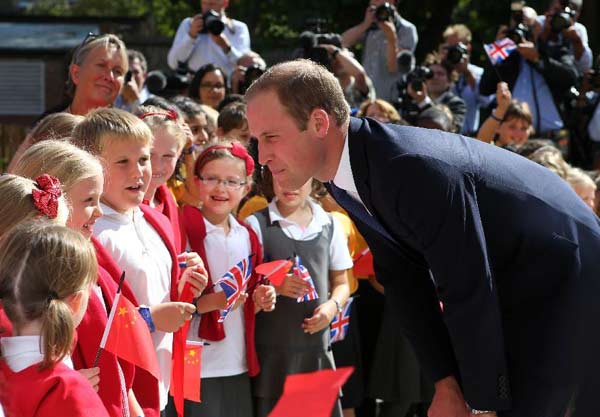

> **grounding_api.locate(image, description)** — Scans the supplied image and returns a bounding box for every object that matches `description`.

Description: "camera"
[444,43,469,66]
[239,64,266,94]
[406,66,433,92]
[372,2,394,22]
[505,23,531,44]
[124,71,132,83]
[550,6,576,33]
[200,10,225,36]
[298,31,343,70]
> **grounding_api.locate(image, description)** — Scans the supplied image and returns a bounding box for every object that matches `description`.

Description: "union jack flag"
[216,256,253,322]
[294,255,319,303]
[484,38,517,65]
[330,297,354,343]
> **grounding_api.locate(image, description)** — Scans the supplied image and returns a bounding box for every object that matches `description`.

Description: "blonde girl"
[0,222,108,417]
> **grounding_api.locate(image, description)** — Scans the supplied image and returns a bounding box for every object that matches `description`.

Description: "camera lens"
[202,10,225,36]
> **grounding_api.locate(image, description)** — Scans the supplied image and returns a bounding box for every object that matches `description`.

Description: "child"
[245,175,352,417]
[566,167,597,211]
[13,140,152,417]
[7,112,83,173]
[179,142,276,417]
[70,107,207,413]
[477,82,533,147]
[0,222,109,417]
[217,102,251,144]
[137,105,188,252]
[0,174,70,338]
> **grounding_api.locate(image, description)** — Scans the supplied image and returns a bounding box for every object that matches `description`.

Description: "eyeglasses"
[198,176,247,190]
[199,83,226,90]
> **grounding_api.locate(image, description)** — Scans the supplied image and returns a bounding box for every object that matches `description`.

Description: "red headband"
[32,174,62,219]
[138,110,178,121]
[195,142,255,177]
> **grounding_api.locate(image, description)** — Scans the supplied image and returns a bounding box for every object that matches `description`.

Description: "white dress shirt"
[94,203,173,410]
[187,215,249,378]
[167,16,250,76]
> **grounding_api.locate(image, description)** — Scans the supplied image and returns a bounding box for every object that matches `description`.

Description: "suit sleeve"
[389,154,511,411]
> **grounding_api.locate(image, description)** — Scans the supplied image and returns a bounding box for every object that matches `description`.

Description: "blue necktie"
[326,182,398,245]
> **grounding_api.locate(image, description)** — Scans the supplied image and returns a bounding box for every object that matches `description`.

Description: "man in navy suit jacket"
[246,59,600,417]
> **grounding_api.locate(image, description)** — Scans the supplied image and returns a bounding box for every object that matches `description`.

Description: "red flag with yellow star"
[99,292,161,380]
[183,341,203,402]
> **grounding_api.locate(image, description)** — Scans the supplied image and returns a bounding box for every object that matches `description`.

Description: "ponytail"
[0,222,97,368]
[40,296,76,369]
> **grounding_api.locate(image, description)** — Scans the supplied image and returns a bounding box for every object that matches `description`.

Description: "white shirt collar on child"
[0,335,74,372]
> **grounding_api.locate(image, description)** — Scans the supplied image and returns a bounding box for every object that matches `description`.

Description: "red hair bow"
[32,174,62,219]
[196,142,255,177]
[230,142,255,176]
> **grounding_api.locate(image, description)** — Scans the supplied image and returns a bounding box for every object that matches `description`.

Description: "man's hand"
[407,82,428,104]
[517,41,540,63]
[77,367,100,392]
[428,376,470,417]
[302,300,337,334]
[189,14,204,39]
[378,20,397,43]
[121,79,141,105]
[362,6,376,28]
[274,274,311,299]
[150,302,196,332]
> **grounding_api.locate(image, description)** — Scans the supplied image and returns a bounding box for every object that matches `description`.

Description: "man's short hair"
[442,24,473,43]
[128,49,148,74]
[245,59,350,130]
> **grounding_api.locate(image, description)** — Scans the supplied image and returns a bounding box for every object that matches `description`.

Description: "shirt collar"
[100,203,143,225]
[332,133,360,195]
[1,335,74,372]
[204,214,244,234]
[267,198,330,228]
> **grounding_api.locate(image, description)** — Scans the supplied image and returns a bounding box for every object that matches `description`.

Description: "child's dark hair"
[171,95,206,120]
[0,222,97,369]
[218,102,247,134]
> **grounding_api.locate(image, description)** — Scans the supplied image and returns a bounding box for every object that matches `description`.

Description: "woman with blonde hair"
[65,34,128,116]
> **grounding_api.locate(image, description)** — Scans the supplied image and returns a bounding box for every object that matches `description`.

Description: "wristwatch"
[331,298,343,313]
[470,409,494,415]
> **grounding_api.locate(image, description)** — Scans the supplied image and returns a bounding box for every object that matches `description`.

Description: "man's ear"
[69,64,81,87]
[309,108,330,138]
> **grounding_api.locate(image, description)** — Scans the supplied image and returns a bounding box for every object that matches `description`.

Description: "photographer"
[440,25,493,136]
[405,54,466,133]
[231,51,267,95]
[538,0,593,72]
[342,0,417,102]
[571,56,600,168]
[480,6,580,137]
[167,0,250,76]
[115,49,152,112]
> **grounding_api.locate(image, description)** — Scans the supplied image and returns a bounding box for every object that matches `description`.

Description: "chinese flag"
[183,341,203,402]
[255,259,293,286]
[269,367,354,417]
[99,292,160,380]
[353,248,374,277]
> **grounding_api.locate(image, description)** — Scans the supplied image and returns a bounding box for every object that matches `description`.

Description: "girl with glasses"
[178,141,276,417]
[189,64,228,110]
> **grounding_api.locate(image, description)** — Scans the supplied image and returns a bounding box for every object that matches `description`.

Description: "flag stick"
[93,271,126,368]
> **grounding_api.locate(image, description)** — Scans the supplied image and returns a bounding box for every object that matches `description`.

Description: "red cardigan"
[153,184,186,254]
[91,236,161,417]
[0,360,109,417]
[180,205,262,377]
